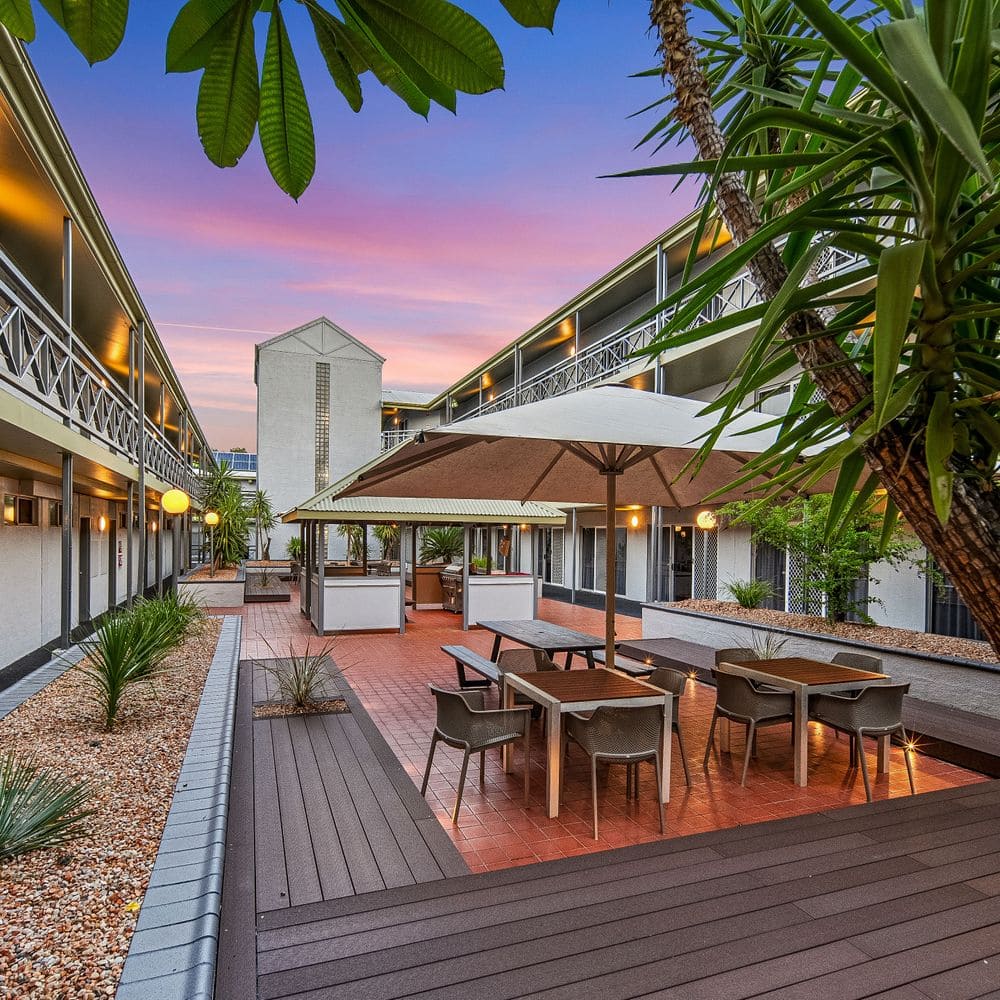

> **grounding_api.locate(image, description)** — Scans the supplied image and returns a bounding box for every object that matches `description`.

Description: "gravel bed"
[0,617,222,999]
[252,698,348,720]
[182,566,239,582]
[671,600,997,664]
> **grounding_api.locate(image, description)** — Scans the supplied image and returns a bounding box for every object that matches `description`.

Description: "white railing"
[457,245,864,422]
[0,253,199,492]
[380,428,420,451]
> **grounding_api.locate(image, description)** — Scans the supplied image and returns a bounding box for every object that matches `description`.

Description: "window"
[49,501,63,527]
[579,527,625,595]
[314,362,330,492]
[3,494,37,525]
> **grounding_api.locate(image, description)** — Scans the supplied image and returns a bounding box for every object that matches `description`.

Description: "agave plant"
[418,526,464,564]
[76,611,175,730]
[261,642,337,708]
[723,578,775,610]
[0,754,91,861]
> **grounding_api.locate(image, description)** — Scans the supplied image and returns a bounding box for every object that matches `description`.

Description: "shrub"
[262,643,335,708]
[419,526,463,564]
[77,611,175,730]
[0,754,91,860]
[286,536,303,562]
[724,578,775,609]
[745,629,789,659]
[133,591,202,648]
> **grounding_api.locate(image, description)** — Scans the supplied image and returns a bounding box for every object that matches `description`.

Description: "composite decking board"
[268,718,324,908]
[284,714,356,901]
[302,712,387,896]
[215,662,258,1000]
[320,713,418,891]
[253,717,291,913]
[907,954,1000,1000]
[904,696,1000,756]
[413,818,469,878]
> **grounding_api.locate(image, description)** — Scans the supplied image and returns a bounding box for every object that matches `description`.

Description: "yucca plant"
[419,526,464,564]
[741,630,790,660]
[0,754,91,861]
[76,611,175,730]
[261,642,336,708]
[724,578,775,610]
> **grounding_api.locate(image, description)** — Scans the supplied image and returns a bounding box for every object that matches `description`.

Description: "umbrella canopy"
[336,386,797,666]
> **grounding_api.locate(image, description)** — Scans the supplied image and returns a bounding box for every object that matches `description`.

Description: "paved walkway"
[215,591,985,874]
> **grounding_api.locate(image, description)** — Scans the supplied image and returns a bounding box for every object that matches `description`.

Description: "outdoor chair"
[420,684,531,823]
[497,647,559,715]
[703,671,794,786]
[564,705,665,840]
[643,666,691,786]
[809,683,915,802]
[830,651,883,672]
[714,647,759,667]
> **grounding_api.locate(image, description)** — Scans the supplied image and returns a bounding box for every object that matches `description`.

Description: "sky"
[29,2,699,450]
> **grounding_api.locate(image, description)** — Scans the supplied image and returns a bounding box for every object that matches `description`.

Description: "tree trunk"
[650,0,1000,652]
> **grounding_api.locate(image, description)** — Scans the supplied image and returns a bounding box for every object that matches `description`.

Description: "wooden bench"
[591,650,654,677]
[442,644,500,690]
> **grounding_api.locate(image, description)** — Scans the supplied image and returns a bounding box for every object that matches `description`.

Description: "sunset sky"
[29,3,699,449]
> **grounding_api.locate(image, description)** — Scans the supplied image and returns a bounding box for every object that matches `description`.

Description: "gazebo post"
[398,531,406,634]
[362,523,368,574]
[530,524,538,619]
[461,524,470,631]
[316,522,325,635]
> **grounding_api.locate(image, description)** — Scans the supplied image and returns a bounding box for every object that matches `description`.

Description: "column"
[136,321,146,594]
[60,452,73,648]
[461,525,470,631]
[61,219,74,428]
[315,523,325,634]
[125,480,134,607]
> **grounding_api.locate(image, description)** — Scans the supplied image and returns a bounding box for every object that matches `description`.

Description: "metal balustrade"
[0,253,200,492]
[380,428,420,451]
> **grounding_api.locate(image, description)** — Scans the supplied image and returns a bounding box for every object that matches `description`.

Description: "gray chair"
[703,671,794,786]
[644,667,691,786]
[714,647,759,667]
[420,685,531,823]
[809,683,914,802]
[831,651,883,672]
[497,647,559,714]
[565,705,665,840]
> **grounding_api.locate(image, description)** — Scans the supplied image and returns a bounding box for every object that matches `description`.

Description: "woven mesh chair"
[809,683,914,802]
[714,647,759,666]
[565,705,665,840]
[497,647,558,714]
[420,685,531,823]
[703,671,794,786]
[645,667,691,787]
[831,651,884,672]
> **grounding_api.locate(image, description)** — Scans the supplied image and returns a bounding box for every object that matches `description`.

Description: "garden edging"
[115,614,241,1000]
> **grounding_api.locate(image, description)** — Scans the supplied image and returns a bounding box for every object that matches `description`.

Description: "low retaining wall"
[116,615,241,1000]
[642,604,1000,720]
[178,566,246,609]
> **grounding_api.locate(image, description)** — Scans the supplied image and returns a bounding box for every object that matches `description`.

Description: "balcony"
[0,250,199,493]
[460,245,863,421]
[380,428,420,452]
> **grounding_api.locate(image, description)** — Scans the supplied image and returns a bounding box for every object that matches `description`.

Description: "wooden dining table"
[717,656,891,787]
[501,668,672,818]
[478,619,606,669]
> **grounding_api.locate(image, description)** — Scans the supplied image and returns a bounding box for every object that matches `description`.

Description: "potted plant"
[470,555,490,575]
[286,536,302,577]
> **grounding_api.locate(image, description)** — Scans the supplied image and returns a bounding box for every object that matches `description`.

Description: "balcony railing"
[380,428,420,451]
[0,251,199,493]
[459,245,864,421]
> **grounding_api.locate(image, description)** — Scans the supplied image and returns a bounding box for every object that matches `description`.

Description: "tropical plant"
[470,554,490,573]
[335,523,367,562]
[133,590,204,646]
[246,489,277,560]
[286,536,303,562]
[199,461,249,568]
[0,2,559,198]
[419,526,463,564]
[740,629,790,659]
[723,578,774,610]
[0,754,92,860]
[261,642,336,708]
[642,0,1000,651]
[372,523,400,560]
[76,610,176,730]
[722,494,918,623]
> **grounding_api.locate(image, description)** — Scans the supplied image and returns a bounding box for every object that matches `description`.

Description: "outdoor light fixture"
[162,489,190,515]
[150,520,158,533]
[204,511,219,527]
[630,514,639,528]
[695,510,719,530]
[98,515,107,532]
[204,510,219,578]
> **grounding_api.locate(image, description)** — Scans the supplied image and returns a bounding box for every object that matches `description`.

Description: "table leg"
[877,734,890,776]
[584,650,595,670]
[659,694,672,804]
[502,680,514,774]
[490,634,502,661]
[546,705,561,818]
[561,650,572,670]
[793,690,809,787]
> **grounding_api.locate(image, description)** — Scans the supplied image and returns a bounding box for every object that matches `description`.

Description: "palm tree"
[246,490,277,560]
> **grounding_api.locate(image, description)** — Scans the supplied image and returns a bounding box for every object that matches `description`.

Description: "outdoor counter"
[466,573,536,627]
[312,573,402,633]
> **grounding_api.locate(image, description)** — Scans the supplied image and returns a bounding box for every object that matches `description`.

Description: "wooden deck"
[253,778,1000,999]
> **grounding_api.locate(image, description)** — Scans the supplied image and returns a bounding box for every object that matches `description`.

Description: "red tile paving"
[215,590,987,875]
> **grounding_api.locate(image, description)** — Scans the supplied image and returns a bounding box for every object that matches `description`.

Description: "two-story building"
[0,36,212,678]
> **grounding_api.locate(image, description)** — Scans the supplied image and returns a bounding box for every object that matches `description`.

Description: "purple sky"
[30,3,698,450]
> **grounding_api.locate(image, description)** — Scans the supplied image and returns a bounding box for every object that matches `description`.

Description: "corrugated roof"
[382,388,437,406]
[284,495,566,524]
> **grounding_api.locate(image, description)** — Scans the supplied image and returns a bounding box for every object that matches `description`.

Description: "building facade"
[0,36,212,677]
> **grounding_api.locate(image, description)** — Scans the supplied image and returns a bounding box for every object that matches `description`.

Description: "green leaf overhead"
[166,0,241,73]
[196,1,259,167]
[39,0,127,63]
[0,0,35,41]
[497,0,557,29]
[259,4,316,198]
[305,2,363,112]
[925,390,955,524]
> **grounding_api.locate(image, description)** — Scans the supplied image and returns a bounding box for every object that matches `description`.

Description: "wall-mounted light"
[630,514,639,528]
[98,515,107,532]
[150,519,158,533]
[569,345,576,357]
[520,524,529,532]
[695,510,718,530]
[162,489,190,515]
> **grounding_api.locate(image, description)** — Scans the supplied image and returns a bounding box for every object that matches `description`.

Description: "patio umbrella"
[335,385,803,668]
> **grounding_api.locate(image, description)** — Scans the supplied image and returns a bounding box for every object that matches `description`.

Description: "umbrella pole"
[605,472,616,671]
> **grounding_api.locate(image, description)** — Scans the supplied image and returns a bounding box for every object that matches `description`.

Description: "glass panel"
[581,527,595,590]
[3,495,15,525]
[615,527,627,595]
[672,525,693,600]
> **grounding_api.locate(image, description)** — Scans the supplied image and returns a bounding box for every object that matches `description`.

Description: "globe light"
[162,489,190,515]
[204,511,220,527]
[695,509,718,530]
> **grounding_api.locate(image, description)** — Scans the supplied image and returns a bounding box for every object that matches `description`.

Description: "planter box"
[642,603,1000,720]
[178,564,246,608]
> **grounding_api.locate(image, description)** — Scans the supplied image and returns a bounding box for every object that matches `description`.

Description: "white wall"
[868,545,928,631]
[716,524,752,598]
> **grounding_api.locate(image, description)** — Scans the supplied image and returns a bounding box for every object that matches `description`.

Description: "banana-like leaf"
[925,390,955,524]
[166,0,240,73]
[306,3,363,112]
[0,0,35,40]
[39,0,127,63]
[872,240,924,431]
[260,4,315,199]
[196,3,259,167]
[823,453,869,541]
[350,0,503,94]
[878,17,992,181]
[497,0,557,29]
[877,496,900,557]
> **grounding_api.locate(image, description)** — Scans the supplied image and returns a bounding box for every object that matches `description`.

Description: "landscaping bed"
[670,599,997,664]
[0,616,222,999]
[182,565,240,582]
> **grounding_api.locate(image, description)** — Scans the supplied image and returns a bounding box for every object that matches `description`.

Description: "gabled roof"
[255,316,386,363]
[382,388,437,406]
